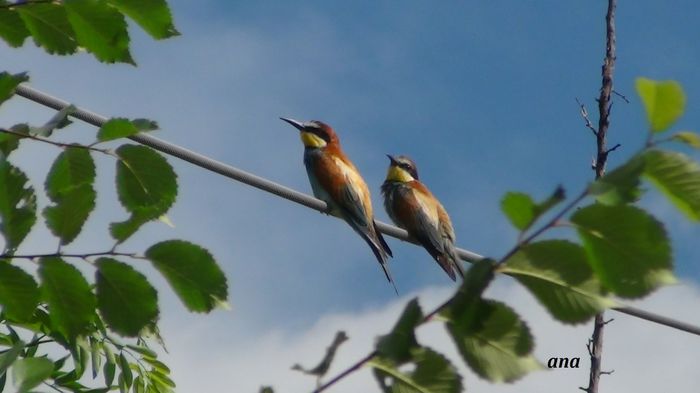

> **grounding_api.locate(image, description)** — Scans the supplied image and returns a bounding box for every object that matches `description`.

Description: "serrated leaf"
[105,0,179,39]
[501,186,565,231]
[145,240,227,312]
[12,357,54,392]
[16,3,77,55]
[0,160,37,252]
[29,105,75,137]
[64,0,133,64]
[571,204,675,298]
[446,299,541,383]
[112,144,177,243]
[98,118,158,142]
[589,154,645,205]
[445,258,496,322]
[0,262,40,322]
[501,240,616,324]
[376,299,422,363]
[635,77,686,133]
[0,71,28,106]
[39,257,96,339]
[96,258,159,336]
[643,149,700,221]
[671,131,700,148]
[0,132,20,158]
[371,347,462,393]
[43,147,96,245]
[0,4,30,47]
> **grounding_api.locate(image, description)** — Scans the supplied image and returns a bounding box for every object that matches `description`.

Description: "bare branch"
[612,90,630,103]
[0,128,114,156]
[576,98,599,136]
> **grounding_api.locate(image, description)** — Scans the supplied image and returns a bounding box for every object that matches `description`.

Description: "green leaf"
[376,298,422,363]
[0,132,20,158]
[445,258,496,323]
[16,4,77,55]
[112,144,177,243]
[501,240,616,324]
[105,0,179,39]
[0,341,23,377]
[0,71,28,106]
[90,338,102,379]
[501,186,565,231]
[259,387,274,393]
[118,352,132,387]
[0,160,37,252]
[589,154,645,205]
[12,357,54,392]
[635,77,686,133]
[103,354,116,387]
[145,240,228,312]
[371,347,462,393]
[571,204,675,298]
[39,257,96,339]
[96,258,159,336]
[446,300,541,383]
[43,147,96,245]
[643,149,700,221]
[126,344,157,358]
[670,131,700,149]
[0,5,30,47]
[98,118,158,142]
[0,262,40,322]
[64,0,134,64]
[29,104,75,137]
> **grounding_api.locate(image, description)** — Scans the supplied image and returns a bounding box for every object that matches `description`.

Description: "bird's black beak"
[386,154,398,165]
[280,117,305,131]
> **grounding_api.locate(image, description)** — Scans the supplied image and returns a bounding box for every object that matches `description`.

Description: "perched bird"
[280,118,396,292]
[381,155,464,280]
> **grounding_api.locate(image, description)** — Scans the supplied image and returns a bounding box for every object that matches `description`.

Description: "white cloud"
[161,280,700,392]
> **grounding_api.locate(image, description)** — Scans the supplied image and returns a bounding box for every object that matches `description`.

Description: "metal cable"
[13,84,700,337]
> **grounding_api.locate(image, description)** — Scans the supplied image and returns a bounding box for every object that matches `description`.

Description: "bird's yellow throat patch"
[386,166,414,182]
[300,131,327,148]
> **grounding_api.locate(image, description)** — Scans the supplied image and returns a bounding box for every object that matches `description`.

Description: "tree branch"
[586,1,617,392]
[0,128,113,156]
[576,98,599,136]
[0,251,141,261]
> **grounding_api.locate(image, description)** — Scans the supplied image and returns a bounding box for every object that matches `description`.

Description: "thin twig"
[0,0,57,9]
[0,251,141,260]
[612,90,629,103]
[576,98,599,136]
[0,128,113,156]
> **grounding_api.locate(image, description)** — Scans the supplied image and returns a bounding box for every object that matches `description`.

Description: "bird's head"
[385,154,419,182]
[280,117,338,149]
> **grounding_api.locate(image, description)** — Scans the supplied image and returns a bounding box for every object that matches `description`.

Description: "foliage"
[0,3,230,390]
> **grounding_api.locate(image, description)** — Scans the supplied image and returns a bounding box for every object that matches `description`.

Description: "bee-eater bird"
[280,118,397,293]
[381,155,464,281]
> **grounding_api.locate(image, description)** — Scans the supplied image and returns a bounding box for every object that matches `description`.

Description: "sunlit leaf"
[0,341,23,377]
[105,0,179,39]
[96,258,159,336]
[64,0,133,64]
[671,131,700,149]
[501,240,616,324]
[98,118,158,142]
[501,186,564,231]
[0,262,40,322]
[39,257,96,339]
[0,160,37,252]
[16,4,77,55]
[589,154,645,205]
[643,149,700,221]
[145,240,227,312]
[635,78,686,133]
[571,204,675,298]
[12,357,54,392]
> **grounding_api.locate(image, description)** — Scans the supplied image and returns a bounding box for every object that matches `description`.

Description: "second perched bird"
[280,118,396,292]
[381,155,464,281]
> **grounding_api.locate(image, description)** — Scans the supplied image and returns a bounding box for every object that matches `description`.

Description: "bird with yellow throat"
[382,155,464,281]
[280,118,397,293]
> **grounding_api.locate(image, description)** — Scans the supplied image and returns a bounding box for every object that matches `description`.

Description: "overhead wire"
[13,84,700,337]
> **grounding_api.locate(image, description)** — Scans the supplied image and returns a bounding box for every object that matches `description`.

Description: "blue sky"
[2,1,700,391]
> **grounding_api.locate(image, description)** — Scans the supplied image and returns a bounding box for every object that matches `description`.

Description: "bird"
[280,118,396,293]
[381,155,464,281]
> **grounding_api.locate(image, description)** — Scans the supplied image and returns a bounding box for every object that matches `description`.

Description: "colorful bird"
[280,118,396,293]
[381,155,464,281]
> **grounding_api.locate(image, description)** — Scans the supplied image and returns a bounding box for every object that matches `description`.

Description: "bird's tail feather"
[361,229,398,295]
